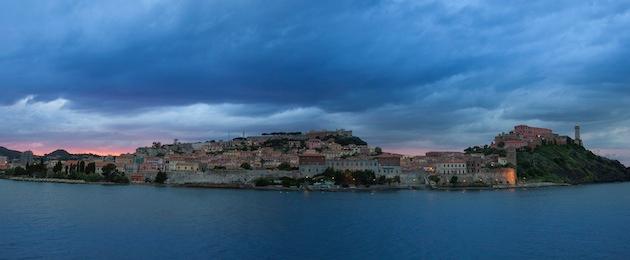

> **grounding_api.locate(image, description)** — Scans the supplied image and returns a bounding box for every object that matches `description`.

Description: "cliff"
[517,144,630,184]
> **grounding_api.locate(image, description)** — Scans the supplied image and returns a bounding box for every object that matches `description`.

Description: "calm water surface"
[1,179,630,259]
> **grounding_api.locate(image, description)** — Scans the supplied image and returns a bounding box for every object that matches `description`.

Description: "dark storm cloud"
[0,0,509,111]
[1,0,630,163]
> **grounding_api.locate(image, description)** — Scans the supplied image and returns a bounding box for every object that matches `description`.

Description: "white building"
[299,155,402,176]
[436,161,467,175]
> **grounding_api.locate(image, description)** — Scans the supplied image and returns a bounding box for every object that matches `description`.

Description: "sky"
[1,0,629,164]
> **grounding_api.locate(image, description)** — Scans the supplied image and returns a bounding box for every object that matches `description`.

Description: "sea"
[1,179,630,259]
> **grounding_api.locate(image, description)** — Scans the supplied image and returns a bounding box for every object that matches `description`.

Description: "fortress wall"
[436,168,517,186]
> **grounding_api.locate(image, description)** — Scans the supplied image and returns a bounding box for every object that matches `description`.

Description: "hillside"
[517,144,630,184]
[0,146,22,160]
[45,149,72,160]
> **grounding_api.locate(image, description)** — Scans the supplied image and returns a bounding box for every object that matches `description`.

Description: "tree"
[78,161,86,173]
[428,175,440,183]
[240,162,252,170]
[277,162,292,171]
[352,170,376,186]
[101,164,117,179]
[254,178,274,187]
[86,162,96,174]
[450,176,459,185]
[154,171,168,184]
[14,166,27,176]
[374,147,383,155]
[53,161,63,173]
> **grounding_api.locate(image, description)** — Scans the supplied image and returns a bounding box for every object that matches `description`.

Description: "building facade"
[0,156,8,170]
[299,154,402,176]
[435,161,467,175]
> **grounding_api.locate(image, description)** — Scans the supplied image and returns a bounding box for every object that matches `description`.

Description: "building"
[375,154,402,175]
[20,151,34,166]
[466,155,485,174]
[575,124,583,146]
[115,154,137,174]
[93,161,111,175]
[306,129,353,139]
[306,139,323,149]
[0,156,8,170]
[436,160,467,175]
[433,167,517,186]
[298,154,327,175]
[299,154,402,176]
[493,125,569,149]
[168,161,200,172]
[514,125,553,140]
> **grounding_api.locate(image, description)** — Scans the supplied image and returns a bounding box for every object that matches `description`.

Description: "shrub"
[428,175,440,183]
[240,163,252,170]
[277,162,293,171]
[254,178,274,187]
[154,171,168,184]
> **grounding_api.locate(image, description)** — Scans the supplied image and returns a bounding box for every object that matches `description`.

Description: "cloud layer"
[0,0,629,164]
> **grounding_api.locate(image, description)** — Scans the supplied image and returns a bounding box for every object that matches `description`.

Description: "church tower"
[575,124,582,146]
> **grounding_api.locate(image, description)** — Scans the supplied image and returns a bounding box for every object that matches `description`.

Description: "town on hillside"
[0,125,587,188]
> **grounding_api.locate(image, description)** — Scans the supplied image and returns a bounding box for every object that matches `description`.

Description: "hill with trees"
[517,144,630,184]
[0,146,22,160]
[45,149,72,160]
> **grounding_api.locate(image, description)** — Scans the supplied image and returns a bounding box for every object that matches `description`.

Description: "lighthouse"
[575,124,582,146]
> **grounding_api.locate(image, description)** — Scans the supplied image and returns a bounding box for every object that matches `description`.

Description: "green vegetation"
[517,144,630,184]
[53,161,63,174]
[314,168,400,187]
[428,175,440,183]
[101,164,130,184]
[279,176,309,187]
[261,138,304,152]
[261,132,302,136]
[154,171,168,184]
[277,162,295,171]
[263,138,289,149]
[85,162,96,174]
[0,159,121,183]
[240,163,252,170]
[0,158,132,184]
[254,178,275,187]
[464,145,507,157]
[326,135,367,146]
[450,176,458,184]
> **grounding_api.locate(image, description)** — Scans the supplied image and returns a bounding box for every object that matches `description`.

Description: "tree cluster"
[315,168,400,187]
[464,145,507,157]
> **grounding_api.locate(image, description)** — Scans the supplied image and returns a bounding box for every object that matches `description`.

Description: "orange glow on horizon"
[1,143,135,157]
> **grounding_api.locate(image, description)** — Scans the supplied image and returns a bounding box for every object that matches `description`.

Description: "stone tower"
[506,147,517,166]
[575,124,582,146]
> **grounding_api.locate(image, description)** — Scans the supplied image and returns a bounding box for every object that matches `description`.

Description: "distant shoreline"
[0,175,580,191]
[1,176,125,186]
